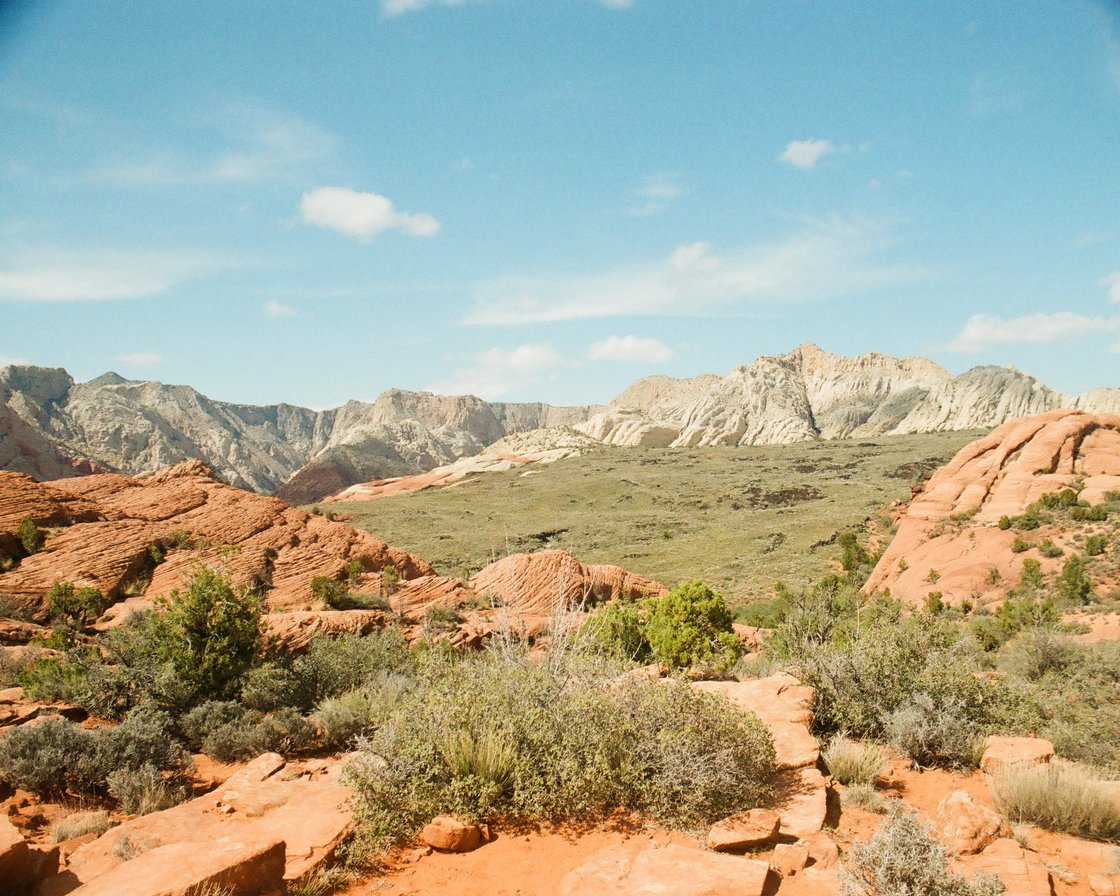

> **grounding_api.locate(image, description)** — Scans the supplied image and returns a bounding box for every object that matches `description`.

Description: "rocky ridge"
[863,409,1120,604]
[4,345,1118,504]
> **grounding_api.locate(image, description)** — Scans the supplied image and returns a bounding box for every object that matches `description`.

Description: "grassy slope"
[333,430,978,605]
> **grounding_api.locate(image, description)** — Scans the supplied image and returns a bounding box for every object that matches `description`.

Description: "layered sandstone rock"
[864,410,1120,604]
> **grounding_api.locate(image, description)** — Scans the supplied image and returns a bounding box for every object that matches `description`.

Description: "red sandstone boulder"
[706,808,780,852]
[420,815,484,853]
[934,790,1008,855]
[979,736,1054,774]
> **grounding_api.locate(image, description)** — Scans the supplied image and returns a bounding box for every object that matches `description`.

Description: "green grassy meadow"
[333,430,978,606]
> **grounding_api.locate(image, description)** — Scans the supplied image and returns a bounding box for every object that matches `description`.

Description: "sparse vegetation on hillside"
[332,432,976,603]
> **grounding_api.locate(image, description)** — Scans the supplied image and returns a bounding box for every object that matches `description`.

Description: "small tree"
[642,581,742,672]
[17,517,43,555]
[1055,555,1092,605]
[156,567,263,702]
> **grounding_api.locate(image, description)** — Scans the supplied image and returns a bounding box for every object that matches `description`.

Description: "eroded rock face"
[42,753,351,894]
[574,344,1120,449]
[0,460,433,620]
[863,410,1120,604]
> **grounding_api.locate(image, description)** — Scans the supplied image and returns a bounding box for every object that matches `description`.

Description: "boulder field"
[864,409,1120,605]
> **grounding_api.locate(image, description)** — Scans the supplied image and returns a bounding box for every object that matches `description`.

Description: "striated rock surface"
[469,549,668,617]
[0,460,433,619]
[864,410,1120,604]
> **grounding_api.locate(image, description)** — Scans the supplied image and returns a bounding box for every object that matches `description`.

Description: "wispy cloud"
[1100,271,1120,303]
[299,186,439,241]
[467,217,925,325]
[624,172,686,217]
[92,108,336,187]
[944,311,1120,353]
[264,299,297,318]
[116,351,162,366]
[587,335,673,363]
[428,344,566,400]
[0,248,222,301]
[381,0,628,13]
[779,139,834,169]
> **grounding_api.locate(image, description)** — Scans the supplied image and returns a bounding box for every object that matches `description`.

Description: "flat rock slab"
[42,753,351,895]
[979,736,1054,774]
[68,837,286,896]
[0,814,32,890]
[772,767,828,840]
[957,837,1052,896]
[707,808,780,852]
[559,842,770,896]
[693,674,818,770]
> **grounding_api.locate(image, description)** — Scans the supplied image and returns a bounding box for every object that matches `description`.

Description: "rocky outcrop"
[575,343,1120,449]
[559,842,771,896]
[0,460,434,620]
[0,366,596,501]
[864,410,1120,604]
[40,753,351,894]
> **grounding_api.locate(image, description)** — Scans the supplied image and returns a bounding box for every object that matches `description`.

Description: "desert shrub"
[0,718,101,796]
[424,604,463,634]
[988,760,1120,843]
[346,593,392,611]
[107,763,187,815]
[587,600,648,661]
[238,662,303,713]
[342,560,364,584]
[293,629,415,707]
[96,707,191,782]
[1085,535,1109,557]
[179,700,246,749]
[346,651,774,853]
[1014,507,1042,531]
[643,581,742,671]
[843,782,886,813]
[1055,555,1092,605]
[824,734,888,786]
[969,593,1059,652]
[155,567,263,702]
[17,648,101,705]
[1070,505,1110,522]
[1010,537,1030,554]
[0,648,31,688]
[200,707,314,763]
[310,575,349,608]
[315,689,378,749]
[883,693,987,768]
[17,517,43,554]
[1018,558,1043,589]
[840,804,1005,896]
[380,564,400,595]
[1038,538,1063,558]
[46,582,112,624]
[997,515,1012,531]
[51,811,113,842]
[838,531,870,574]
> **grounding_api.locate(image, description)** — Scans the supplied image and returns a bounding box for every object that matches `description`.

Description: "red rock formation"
[0,460,434,620]
[864,410,1120,605]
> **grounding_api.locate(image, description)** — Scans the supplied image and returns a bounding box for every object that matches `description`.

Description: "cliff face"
[574,343,1118,448]
[0,367,596,501]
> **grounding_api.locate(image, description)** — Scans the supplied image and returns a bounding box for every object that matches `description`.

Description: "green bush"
[1010,537,1030,554]
[155,567,263,702]
[1085,535,1109,557]
[315,690,378,749]
[310,575,349,608]
[238,662,303,713]
[1056,555,1092,605]
[1038,539,1063,559]
[107,762,187,815]
[588,581,742,673]
[840,804,1005,895]
[293,629,415,707]
[346,651,774,853]
[424,604,463,634]
[1019,558,1043,590]
[200,707,314,762]
[46,582,112,624]
[17,517,43,555]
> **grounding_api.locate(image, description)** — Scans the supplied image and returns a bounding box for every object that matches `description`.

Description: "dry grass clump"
[988,759,1120,843]
[51,810,113,843]
[842,782,887,814]
[825,734,888,786]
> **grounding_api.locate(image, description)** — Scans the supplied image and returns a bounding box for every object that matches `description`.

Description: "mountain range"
[2,343,1117,503]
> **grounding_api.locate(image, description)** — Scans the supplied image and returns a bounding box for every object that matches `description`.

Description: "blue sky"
[1,0,1118,408]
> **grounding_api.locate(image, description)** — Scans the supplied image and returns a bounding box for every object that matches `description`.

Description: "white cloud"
[467,218,925,325]
[428,344,565,400]
[0,249,219,301]
[299,186,439,241]
[625,172,686,216]
[1100,271,1120,302]
[587,335,673,363]
[116,351,162,366]
[779,139,835,169]
[93,109,336,187]
[264,299,297,318]
[944,311,1120,353]
[380,0,467,16]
